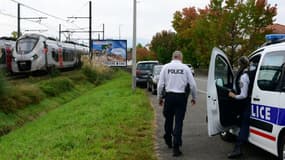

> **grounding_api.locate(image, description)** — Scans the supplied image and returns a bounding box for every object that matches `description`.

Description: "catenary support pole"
[132,0,137,92]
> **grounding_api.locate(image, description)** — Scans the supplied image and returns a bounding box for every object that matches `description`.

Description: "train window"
[257,51,285,92]
[63,48,74,62]
[52,48,58,62]
[16,38,38,54]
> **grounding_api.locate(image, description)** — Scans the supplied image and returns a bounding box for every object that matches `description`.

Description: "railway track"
[6,74,30,81]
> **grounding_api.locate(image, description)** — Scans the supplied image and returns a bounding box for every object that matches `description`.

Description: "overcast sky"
[0,0,284,46]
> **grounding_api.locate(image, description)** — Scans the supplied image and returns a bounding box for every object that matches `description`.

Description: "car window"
[153,66,162,75]
[257,51,285,92]
[215,56,230,86]
[137,63,157,70]
[280,65,285,92]
[248,54,261,95]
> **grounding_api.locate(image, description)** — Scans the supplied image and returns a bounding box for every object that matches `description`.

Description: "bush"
[81,63,114,84]
[0,84,45,113]
[39,77,75,96]
[81,65,98,83]
[48,66,61,78]
[67,72,87,82]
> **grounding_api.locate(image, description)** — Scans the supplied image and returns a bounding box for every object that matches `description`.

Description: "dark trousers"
[163,93,187,148]
[237,105,251,145]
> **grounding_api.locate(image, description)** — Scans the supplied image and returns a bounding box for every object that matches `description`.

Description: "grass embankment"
[0,71,156,160]
[0,63,113,136]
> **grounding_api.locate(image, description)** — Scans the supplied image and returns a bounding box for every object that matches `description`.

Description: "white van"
[207,34,285,159]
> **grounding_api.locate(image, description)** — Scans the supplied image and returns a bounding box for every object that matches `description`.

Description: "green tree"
[172,6,208,67]
[172,0,277,67]
[239,0,277,57]
[136,43,143,48]
[11,31,21,39]
[150,30,177,64]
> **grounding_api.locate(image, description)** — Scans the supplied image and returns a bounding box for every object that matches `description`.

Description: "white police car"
[207,34,285,159]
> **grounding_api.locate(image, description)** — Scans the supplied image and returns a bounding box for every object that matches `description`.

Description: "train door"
[0,48,5,67]
[207,47,237,136]
[58,47,63,68]
[249,51,285,155]
[5,47,12,72]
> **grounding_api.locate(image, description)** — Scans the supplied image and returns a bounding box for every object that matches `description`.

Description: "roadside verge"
[0,71,156,160]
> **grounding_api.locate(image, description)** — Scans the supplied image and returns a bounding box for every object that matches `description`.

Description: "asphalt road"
[148,75,277,160]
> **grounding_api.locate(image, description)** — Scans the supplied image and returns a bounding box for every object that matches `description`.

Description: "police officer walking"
[157,51,197,157]
[227,56,251,159]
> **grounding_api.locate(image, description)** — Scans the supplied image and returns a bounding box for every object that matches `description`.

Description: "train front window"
[17,38,38,54]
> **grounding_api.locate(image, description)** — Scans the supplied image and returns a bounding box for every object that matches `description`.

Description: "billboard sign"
[92,40,127,66]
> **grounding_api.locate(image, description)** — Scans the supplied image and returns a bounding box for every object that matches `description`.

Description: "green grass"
[0,72,6,97]
[0,66,114,135]
[0,71,156,160]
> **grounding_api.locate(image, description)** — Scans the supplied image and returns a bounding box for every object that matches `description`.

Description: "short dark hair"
[238,56,249,67]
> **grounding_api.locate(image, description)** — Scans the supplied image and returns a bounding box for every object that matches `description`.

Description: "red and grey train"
[11,33,88,73]
[0,37,16,72]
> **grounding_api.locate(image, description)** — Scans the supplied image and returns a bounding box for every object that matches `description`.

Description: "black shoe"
[163,135,172,148]
[227,146,242,159]
[173,148,182,157]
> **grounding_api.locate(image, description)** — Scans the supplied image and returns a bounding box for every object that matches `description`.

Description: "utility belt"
[162,83,190,98]
[166,92,185,96]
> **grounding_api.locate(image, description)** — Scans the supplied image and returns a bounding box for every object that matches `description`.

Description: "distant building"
[267,23,285,34]
[145,44,151,51]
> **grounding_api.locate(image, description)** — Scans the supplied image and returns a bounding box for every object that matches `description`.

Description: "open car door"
[207,47,239,136]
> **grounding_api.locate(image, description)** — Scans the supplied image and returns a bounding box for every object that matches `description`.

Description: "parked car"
[147,64,163,94]
[186,64,195,76]
[136,60,159,86]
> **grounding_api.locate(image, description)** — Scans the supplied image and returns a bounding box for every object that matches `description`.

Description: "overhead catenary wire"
[0,10,17,18]
[70,1,89,18]
[0,10,40,25]
[9,0,66,22]
[0,10,61,34]
[3,0,92,42]
[9,0,84,30]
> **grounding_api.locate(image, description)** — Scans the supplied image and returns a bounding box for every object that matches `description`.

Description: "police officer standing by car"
[157,51,197,157]
[227,56,251,159]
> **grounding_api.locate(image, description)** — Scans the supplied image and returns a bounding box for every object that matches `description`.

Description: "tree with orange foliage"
[172,0,277,67]
[136,47,157,61]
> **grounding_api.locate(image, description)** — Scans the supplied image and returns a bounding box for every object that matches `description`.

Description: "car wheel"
[147,82,152,92]
[278,135,285,160]
[151,84,156,95]
[220,131,236,143]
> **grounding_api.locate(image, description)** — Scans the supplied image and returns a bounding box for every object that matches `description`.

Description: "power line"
[9,0,82,30]
[4,0,93,41]
[0,10,40,25]
[70,1,89,17]
[0,10,16,18]
[9,0,66,22]
[0,10,58,33]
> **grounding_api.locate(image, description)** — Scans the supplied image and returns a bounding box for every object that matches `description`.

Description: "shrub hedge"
[39,77,74,96]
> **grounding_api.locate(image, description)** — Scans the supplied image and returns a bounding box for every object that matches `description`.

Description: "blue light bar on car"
[265,34,285,41]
